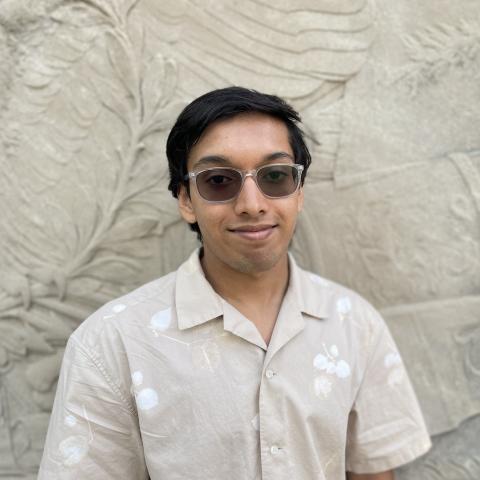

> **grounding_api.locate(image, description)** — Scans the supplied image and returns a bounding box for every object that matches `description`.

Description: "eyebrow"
[191,151,294,170]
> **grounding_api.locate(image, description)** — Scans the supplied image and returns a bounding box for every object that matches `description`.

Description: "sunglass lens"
[258,165,299,197]
[196,168,242,201]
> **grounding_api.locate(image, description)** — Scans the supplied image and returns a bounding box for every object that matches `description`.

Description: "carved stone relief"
[396,414,480,480]
[0,0,478,478]
[291,1,480,477]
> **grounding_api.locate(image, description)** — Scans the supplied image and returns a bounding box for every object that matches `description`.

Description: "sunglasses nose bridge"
[241,170,261,191]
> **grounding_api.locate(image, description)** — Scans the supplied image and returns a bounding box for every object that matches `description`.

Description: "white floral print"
[112,303,127,313]
[191,339,221,372]
[64,415,77,427]
[313,344,351,379]
[309,273,329,287]
[58,405,93,466]
[59,435,89,466]
[132,371,143,386]
[136,388,159,410]
[384,351,404,387]
[336,297,352,317]
[131,371,159,410]
[251,414,260,431]
[314,375,333,398]
[384,352,401,368]
[150,307,172,333]
[313,344,351,399]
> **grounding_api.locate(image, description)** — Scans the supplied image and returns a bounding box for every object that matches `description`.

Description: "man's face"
[178,112,304,274]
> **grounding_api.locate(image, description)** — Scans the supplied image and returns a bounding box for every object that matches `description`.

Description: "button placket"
[259,360,287,477]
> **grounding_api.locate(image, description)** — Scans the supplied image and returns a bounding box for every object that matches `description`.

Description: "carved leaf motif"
[25,350,64,394]
[0,348,8,367]
[20,312,73,344]
[2,0,184,302]
[22,327,55,355]
[106,32,137,99]
[141,54,177,127]
[103,216,159,243]
[0,7,186,472]
[0,323,54,367]
[0,1,383,476]
[455,324,480,379]
[397,20,480,94]
[145,0,375,96]
[0,326,27,359]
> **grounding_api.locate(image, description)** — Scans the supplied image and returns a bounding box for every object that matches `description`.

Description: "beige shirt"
[39,250,431,479]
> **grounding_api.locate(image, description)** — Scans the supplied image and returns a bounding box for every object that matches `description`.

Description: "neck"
[200,248,290,308]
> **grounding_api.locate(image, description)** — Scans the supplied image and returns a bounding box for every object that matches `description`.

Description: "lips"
[228,224,277,241]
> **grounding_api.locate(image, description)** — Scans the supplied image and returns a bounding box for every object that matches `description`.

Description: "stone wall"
[0,0,479,478]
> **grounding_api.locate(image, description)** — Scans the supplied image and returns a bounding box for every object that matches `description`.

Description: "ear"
[178,185,197,224]
[297,187,304,213]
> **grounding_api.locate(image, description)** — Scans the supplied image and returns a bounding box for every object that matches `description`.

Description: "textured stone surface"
[396,414,480,480]
[0,0,479,478]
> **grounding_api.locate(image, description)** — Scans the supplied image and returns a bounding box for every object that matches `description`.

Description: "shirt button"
[270,445,280,455]
[265,369,275,379]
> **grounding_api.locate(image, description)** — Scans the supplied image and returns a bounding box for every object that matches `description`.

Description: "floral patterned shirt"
[39,249,431,479]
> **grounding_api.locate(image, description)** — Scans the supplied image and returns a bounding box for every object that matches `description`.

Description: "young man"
[39,87,431,479]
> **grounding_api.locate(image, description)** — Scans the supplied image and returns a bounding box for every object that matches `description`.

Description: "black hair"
[166,86,311,240]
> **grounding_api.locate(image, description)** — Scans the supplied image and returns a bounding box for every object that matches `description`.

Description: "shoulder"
[52,270,179,418]
[71,269,177,352]
[294,261,393,377]
[296,261,385,334]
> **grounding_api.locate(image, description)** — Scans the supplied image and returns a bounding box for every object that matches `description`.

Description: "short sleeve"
[38,335,148,480]
[345,309,432,474]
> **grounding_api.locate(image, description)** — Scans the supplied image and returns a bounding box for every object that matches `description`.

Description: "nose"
[233,175,268,217]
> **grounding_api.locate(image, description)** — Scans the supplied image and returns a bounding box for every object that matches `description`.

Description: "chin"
[230,249,283,274]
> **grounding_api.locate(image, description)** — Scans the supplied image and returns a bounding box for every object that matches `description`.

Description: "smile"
[228,225,277,241]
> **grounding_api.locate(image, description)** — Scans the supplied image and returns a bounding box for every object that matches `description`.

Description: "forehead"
[187,113,292,169]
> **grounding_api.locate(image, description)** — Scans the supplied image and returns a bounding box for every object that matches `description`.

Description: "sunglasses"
[184,163,304,203]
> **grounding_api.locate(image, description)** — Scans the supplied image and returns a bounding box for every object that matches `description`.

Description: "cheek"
[297,192,304,212]
[278,200,301,225]
[194,206,227,235]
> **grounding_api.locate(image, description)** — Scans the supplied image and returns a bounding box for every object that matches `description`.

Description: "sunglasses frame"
[183,163,305,203]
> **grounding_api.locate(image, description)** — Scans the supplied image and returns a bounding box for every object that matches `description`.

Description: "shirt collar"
[261,253,330,359]
[289,253,330,320]
[175,249,330,333]
[176,249,224,331]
